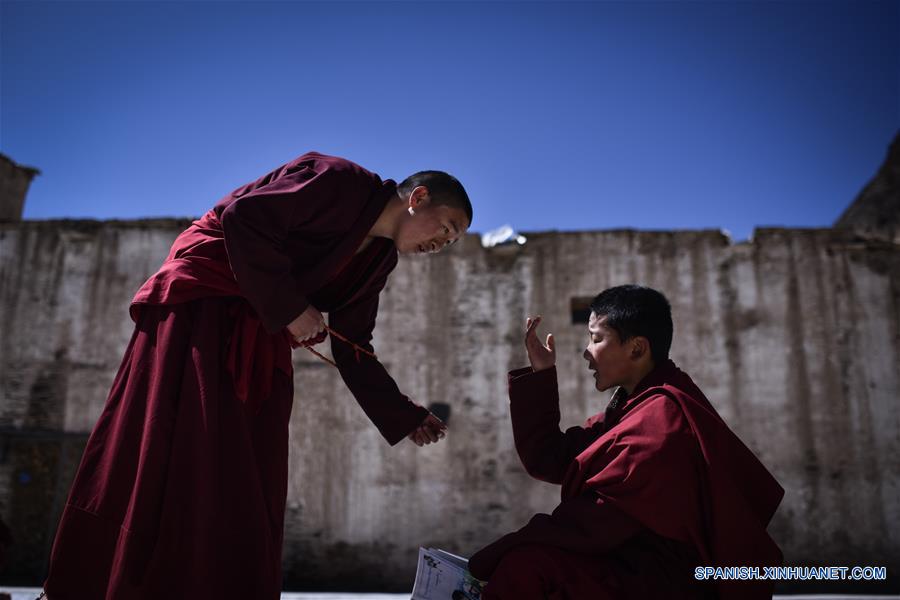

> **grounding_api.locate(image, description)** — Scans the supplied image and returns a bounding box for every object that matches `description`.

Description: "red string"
[304,346,337,367]
[301,324,377,367]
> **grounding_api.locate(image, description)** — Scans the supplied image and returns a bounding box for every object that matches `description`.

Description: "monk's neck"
[620,360,657,396]
[368,194,404,240]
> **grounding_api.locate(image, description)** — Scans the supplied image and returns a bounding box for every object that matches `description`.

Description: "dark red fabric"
[0,514,11,572]
[132,152,391,333]
[481,545,622,600]
[562,361,784,600]
[130,151,427,443]
[481,541,706,600]
[309,238,429,438]
[44,152,431,599]
[45,299,293,600]
[471,361,783,600]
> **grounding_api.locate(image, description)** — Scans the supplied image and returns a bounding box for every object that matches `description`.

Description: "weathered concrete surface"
[0,220,898,593]
[0,156,39,223]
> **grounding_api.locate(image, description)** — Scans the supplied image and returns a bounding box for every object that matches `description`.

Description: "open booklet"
[410,547,485,600]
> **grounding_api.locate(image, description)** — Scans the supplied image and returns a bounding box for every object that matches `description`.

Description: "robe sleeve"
[327,259,429,446]
[508,366,605,484]
[219,164,351,333]
[468,492,644,580]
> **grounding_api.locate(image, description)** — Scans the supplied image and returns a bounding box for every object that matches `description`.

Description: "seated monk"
[468,285,784,600]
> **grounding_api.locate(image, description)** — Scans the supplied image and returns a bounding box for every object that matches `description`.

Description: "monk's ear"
[409,185,431,209]
[630,337,649,360]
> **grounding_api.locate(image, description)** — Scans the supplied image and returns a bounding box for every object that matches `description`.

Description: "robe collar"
[605,359,679,427]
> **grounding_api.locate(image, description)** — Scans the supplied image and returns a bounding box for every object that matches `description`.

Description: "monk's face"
[395,189,468,255]
[584,312,635,392]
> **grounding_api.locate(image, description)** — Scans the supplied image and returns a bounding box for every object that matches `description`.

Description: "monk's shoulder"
[633,388,695,442]
[294,152,381,186]
[277,153,386,225]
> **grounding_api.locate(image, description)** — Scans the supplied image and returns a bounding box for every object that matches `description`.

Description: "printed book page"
[410,547,484,600]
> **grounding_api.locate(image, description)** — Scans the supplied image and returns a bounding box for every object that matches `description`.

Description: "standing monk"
[469,285,783,600]
[42,152,472,600]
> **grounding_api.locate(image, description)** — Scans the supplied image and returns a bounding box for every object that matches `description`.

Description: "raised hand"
[525,315,556,372]
[407,412,447,447]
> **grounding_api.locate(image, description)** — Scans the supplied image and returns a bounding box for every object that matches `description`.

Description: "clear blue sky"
[2,1,898,241]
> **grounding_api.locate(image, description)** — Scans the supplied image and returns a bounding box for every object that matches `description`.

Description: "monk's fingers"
[525,333,546,356]
[426,413,447,429]
[419,421,438,444]
[424,421,446,441]
[422,426,439,443]
[524,325,539,347]
[418,427,430,445]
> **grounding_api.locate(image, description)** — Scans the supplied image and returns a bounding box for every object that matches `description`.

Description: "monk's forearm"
[334,351,429,445]
[508,367,590,483]
[329,293,427,445]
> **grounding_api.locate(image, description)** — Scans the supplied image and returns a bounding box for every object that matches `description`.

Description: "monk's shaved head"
[398,170,472,226]
[590,285,673,364]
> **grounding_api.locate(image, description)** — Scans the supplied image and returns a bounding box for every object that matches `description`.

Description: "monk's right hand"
[287,305,326,343]
[525,315,556,372]
[407,413,447,447]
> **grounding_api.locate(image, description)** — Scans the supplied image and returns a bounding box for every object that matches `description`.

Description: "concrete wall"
[0,156,39,223]
[0,220,898,592]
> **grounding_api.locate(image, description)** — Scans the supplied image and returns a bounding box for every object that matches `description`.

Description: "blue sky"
[2,0,898,241]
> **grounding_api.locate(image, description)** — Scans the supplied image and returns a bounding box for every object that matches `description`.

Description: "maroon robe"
[470,360,784,600]
[43,152,427,599]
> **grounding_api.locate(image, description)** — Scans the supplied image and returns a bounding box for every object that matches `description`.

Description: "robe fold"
[44,152,427,600]
[470,360,783,600]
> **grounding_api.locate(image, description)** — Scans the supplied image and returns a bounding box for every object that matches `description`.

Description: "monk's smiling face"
[584,311,650,394]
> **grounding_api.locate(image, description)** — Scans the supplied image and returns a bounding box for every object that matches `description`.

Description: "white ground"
[1,590,897,600]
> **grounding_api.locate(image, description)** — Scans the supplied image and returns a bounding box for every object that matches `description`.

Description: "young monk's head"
[392,170,472,255]
[583,285,673,394]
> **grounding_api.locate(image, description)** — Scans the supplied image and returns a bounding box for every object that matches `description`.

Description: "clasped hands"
[287,305,326,344]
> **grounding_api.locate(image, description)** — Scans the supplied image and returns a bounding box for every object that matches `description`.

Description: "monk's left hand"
[407,413,447,447]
